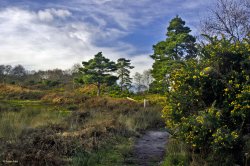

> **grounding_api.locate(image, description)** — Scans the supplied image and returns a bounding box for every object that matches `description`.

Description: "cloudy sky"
[0,0,216,73]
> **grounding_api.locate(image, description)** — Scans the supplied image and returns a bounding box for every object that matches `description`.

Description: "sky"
[0,0,216,73]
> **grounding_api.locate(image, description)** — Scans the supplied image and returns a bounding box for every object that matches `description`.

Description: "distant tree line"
[0,64,73,89]
[0,61,152,94]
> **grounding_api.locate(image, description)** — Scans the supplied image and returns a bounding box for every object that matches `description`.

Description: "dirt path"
[132,130,169,166]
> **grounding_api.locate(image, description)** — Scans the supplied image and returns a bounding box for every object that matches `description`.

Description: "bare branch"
[201,0,250,42]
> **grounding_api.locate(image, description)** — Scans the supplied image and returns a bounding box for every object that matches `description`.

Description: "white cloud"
[130,54,154,75]
[52,9,71,18]
[0,7,151,73]
[38,9,54,21]
[38,8,71,22]
[57,0,173,30]
[0,0,217,74]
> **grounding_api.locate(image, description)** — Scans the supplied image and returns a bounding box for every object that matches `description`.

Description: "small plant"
[162,138,190,166]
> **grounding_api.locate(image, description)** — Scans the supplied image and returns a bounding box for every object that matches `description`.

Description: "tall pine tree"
[150,16,197,93]
[116,58,134,91]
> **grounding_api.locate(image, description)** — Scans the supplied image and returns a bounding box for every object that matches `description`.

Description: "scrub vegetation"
[0,0,249,165]
[0,85,164,165]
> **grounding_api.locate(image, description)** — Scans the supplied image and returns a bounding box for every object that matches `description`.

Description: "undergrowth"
[0,96,163,165]
[161,138,190,166]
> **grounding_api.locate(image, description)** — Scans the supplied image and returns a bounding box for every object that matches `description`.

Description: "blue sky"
[0,0,216,73]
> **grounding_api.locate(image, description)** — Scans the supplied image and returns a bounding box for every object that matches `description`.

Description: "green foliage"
[162,138,190,166]
[77,52,118,96]
[150,16,197,93]
[162,35,250,164]
[145,94,167,107]
[42,80,60,87]
[116,58,134,91]
[108,84,132,98]
[165,16,197,60]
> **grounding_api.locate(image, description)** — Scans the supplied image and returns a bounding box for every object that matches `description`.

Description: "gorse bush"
[162,36,250,165]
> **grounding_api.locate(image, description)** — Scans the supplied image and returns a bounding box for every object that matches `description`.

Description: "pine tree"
[116,58,134,91]
[150,16,197,93]
[77,52,117,96]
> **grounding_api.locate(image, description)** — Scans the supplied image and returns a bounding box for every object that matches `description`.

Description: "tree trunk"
[120,81,123,91]
[120,71,124,91]
[97,82,101,96]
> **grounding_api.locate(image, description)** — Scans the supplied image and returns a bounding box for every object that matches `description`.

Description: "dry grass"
[0,103,70,140]
[0,96,164,165]
[0,84,43,100]
[161,138,190,166]
[0,84,37,93]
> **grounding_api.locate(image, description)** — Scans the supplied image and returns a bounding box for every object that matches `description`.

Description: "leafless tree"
[133,72,144,92]
[11,65,26,77]
[70,63,82,75]
[141,69,153,91]
[202,0,250,42]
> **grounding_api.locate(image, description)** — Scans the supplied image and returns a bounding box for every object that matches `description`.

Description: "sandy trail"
[132,130,169,166]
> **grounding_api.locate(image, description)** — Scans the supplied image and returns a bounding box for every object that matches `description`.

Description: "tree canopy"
[116,58,134,91]
[150,16,197,93]
[77,52,117,96]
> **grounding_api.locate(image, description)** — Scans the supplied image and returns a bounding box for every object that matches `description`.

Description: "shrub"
[162,36,250,164]
[0,84,44,100]
[1,125,80,166]
[41,92,89,104]
[1,95,163,165]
